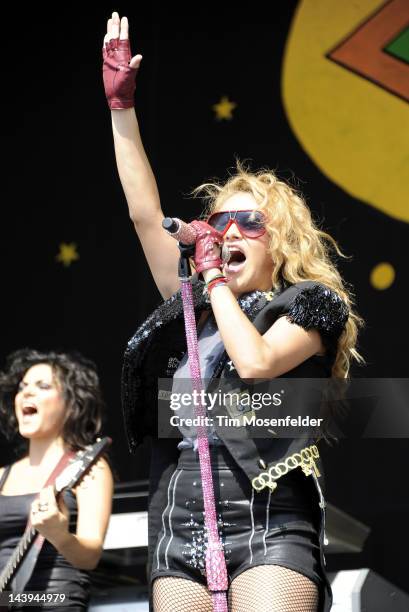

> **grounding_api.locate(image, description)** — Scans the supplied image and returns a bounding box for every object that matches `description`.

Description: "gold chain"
[251,445,320,492]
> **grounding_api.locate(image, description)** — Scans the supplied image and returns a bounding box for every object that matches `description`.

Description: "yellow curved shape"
[282,0,409,222]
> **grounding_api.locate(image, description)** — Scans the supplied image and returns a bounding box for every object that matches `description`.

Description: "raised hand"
[102,12,143,109]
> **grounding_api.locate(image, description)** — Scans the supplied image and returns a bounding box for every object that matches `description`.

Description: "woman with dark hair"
[0,349,113,610]
[103,12,364,612]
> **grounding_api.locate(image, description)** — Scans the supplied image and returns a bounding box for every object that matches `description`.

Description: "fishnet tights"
[229,565,319,611]
[152,565,319,611]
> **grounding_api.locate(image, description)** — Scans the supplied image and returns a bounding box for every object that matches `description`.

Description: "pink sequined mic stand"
[178,247,228,612]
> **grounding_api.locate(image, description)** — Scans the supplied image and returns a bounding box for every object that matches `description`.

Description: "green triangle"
[384,26,409,64]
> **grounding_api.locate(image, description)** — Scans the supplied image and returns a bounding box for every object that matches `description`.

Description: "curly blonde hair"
[193,163,365,379]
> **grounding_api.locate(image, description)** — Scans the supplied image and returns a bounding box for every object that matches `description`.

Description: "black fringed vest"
[122,277,348,491]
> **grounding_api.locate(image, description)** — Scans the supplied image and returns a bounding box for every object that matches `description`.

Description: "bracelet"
[207,275,227,291]
[202,274,227,302]
[205,273,226,287]
[207,279,228,295]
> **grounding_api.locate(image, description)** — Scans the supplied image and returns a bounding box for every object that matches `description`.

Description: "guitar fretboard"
[0,526,37,591]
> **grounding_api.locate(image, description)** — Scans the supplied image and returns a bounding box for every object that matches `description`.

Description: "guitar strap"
[12,450,76,593]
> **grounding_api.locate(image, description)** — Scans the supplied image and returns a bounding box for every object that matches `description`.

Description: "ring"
[38,502,49,512]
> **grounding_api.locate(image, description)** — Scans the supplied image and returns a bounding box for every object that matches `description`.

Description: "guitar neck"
[0,487,60,592]
[0,525,37,591]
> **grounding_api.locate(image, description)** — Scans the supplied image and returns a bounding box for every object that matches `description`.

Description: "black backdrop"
[2,3,408,593]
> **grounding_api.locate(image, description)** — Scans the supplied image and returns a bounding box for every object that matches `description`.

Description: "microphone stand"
[177,241,229,612]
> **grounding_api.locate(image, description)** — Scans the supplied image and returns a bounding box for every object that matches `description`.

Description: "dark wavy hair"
[0,348,104,450]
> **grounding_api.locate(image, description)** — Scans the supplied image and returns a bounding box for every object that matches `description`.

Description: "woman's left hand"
[190,220,223,275]
[30,486,70,545]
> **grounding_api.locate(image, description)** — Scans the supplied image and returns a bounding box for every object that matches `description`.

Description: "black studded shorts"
[150,445,327,602]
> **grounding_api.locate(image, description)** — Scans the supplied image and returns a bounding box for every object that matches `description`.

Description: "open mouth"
[21,406,38,418]
[223,247,247,275]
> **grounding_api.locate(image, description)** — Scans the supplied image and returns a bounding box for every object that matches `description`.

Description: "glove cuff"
[195,257,223,274]
[108,98,135,110]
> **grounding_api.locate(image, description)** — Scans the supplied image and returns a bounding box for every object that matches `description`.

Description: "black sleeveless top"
[0,465,91,610]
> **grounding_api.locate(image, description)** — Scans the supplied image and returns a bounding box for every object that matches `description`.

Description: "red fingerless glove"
[102,38,139,109]
[190,220,223,275]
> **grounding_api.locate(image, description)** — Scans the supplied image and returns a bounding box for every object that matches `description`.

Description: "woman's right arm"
[104,13,181,300]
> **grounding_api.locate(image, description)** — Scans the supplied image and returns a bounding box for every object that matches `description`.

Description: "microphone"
[162,217,197,244]
[162,217,231,264]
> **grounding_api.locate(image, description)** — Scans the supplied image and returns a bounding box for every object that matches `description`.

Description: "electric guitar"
[0,436,112,593]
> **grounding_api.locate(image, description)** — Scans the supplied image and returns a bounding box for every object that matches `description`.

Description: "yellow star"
[56,243,79,267]
[212,96,237,120]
